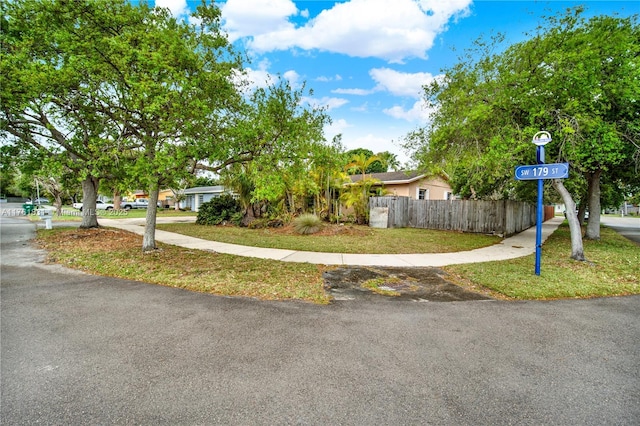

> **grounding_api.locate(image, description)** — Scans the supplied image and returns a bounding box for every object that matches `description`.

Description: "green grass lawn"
[445,225,639,300]
[156,222,501,254]
[37,227,330,304]
[36,222,639,303]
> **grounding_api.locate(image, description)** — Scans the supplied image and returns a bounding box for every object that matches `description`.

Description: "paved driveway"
[2,217,639,425]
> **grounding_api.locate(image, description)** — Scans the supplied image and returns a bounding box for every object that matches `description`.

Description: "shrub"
[247,218,268,229]
[196,195,241,225]
[293,213,324,235]
[246,218,284,229]
[230,211,244,226]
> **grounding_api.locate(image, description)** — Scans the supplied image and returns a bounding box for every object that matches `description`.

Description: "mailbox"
[37,209,53,229]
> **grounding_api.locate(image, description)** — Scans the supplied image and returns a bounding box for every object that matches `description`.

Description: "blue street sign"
[515,163,569,180]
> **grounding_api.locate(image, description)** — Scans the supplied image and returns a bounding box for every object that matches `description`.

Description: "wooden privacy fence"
[369,197,539,236]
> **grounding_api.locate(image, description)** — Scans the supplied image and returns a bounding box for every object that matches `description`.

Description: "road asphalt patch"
[323,266,493,302]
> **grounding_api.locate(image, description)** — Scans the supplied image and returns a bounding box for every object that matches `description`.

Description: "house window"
[418,189,429,200]
[444,191,452,200]
[198,195,204,204]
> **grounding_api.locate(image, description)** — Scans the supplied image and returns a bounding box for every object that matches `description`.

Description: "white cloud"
[383,99,434,122]
[241,59,276,91]
[332,88,376,96]
[283,70,301,89]
[324,120,414,164]
[316,75,343,82]
[303,96,349,111]
[332,68,440,100]
[325,118,351,138]
[370,68,439,98]
[155,0,189,16]
[226,0,472,62]
[351,102,369,112]
[221,0,299,42]
[352,134,400,157]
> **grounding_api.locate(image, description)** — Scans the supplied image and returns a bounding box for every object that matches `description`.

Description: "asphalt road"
[2,216,640,425]
[601,216,640,245]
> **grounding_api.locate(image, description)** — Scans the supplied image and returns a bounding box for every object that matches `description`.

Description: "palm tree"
[220,164,256,226]
[376,151,401,172]
[345,153,382,180]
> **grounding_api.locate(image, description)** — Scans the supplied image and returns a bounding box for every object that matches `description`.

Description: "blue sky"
[150,0,637,165]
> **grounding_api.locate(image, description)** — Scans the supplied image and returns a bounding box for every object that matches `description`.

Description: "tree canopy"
[344,148,400,174]
[405,8,639,259]
[2,0,332,249]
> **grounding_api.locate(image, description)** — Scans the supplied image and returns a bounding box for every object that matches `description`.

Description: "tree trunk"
[53,194,63,216]
[577,178,588,225]
[113,190,122,210]
[39,177,64,215]
[80,175,100,228]
[241,203,256,227]
[584,170,602,240]
[325,184,332,218]
[171,189,181,211]
[142,184,160,252]
[552,179,586,261]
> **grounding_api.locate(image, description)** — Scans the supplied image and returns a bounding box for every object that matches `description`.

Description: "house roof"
[183,185,227,195]
[349,171,426,184]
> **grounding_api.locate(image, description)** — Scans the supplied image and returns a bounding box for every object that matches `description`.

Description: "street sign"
[515,163,569,181]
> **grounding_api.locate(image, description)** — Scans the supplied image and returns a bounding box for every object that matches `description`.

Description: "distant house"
[181,186,233,212]
[158,189,174,208]
[130,190,148,199]
[124,189,174,208]
[349,171,454,200]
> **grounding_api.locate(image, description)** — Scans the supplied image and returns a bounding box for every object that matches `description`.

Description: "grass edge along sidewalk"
[136,217,560,266]
[445,225,639,300]
[36,220,640,303]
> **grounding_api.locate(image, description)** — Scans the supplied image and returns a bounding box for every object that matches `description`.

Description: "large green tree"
[3,0,245,249]
[1,0,130,227]
[3,0,334,246]
[406,8,639,261]
[89,2,245,251]
[204,79,331,223]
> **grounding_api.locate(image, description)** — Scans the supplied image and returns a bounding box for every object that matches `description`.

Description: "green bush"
[293,213,323,235]
[230,211,244,226]
[196,195,241,226]
[247,218,284,229]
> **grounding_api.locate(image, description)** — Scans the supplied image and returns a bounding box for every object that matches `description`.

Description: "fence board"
[369,197,537,236]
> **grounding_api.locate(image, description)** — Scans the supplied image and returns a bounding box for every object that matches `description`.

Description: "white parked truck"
[120,199,151,210]
[72,200,115,211]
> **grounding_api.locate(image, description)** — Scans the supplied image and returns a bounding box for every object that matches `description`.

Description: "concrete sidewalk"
[100,216,564,267]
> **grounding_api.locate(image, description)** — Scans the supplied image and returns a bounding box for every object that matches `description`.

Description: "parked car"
[121,198,150,210]
[26,197,50,205]
[72,200,114,211]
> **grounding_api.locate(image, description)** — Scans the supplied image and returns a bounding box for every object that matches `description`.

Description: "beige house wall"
[385,177,452,200]
[158,189,173,203]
